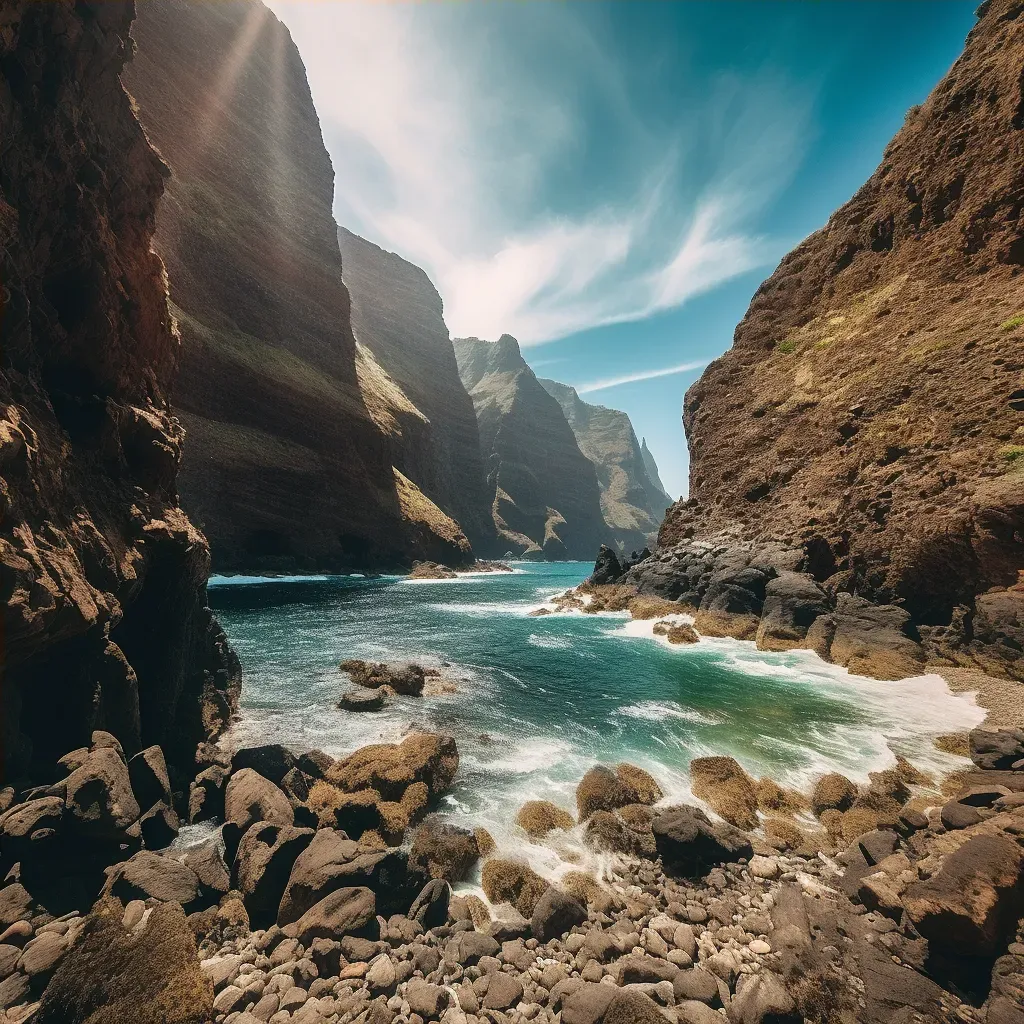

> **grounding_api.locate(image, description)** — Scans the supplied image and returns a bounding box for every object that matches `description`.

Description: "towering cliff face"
[337,229,495,551]
[125,0,470,573]
[539,379,671,554]
[454,336,606,559]
[655,0,1024,677]
[641,439,672,504]
[0,0,239,783]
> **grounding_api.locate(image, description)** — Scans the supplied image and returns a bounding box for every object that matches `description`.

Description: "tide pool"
[209,561,983,880]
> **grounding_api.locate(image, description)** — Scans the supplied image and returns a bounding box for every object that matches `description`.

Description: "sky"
[267,0,977,499]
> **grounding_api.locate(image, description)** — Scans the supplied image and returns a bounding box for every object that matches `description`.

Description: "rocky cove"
[2,0,1024,1023]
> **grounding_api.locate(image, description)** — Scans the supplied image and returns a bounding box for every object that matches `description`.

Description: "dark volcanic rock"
[0,0,239,787]
[531,886,587,942]
[970,728,1024,770]
[230,745,297,786]
[454,335,607,559]
[591,546,624,586]
[125,0,471,574]
[654,0,1024,678]
[540,379,672,553]
[652,804,754,876]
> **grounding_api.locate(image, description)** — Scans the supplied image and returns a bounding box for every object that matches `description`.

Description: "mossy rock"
[690,756,759,830]
[481,859,549,917]
[515,800,575,838]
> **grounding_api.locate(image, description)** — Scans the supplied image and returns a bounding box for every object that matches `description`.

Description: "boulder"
[278,829,409,925]
[652,805,753,877]
[576,764,657,820]
[325,733,458,802]
[445,930,500,966]
[903,834,1024,956]
[408,820,480,881]
[231,745,297,785]
[188,765,228,824]
[590,546,623,586]
[0,885,35,929]
[694,565,777,641]
[969,729,1024,771]
[584,808,656,857]
[755,572,830,652]
[282,886,377,945]
[811,773,856,815]
[296,750,336,780]
[689,756,759,829]
[279,767,310,809]
[729,971,800,1024]
[340,661,426,697]
[826,594,925,680]
[139,803,180,850]
[127,746,173,811]
[0,797,64,866]
[615,764,663,804]
[479,970,524,1010]
[515,800,575,838]
[481,859,549,917]
[339,689,388,712]
[405,979,448,1018]
[531,886,586,942]
[409,879,451,928]
[64,748,141,839]
[233,823,315,929]
[104,851,203,911]
[34,899,212,1024]
[939,800,983,830]
[223,768,293,833]
[181,842,230,898]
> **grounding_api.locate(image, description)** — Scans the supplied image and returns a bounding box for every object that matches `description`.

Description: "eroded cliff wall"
[338,229,495,552]
[454,336,606,559]
[125,0,470,572]
[540,379,672,555]
[651,0,1024,678]
[0,0,238,782]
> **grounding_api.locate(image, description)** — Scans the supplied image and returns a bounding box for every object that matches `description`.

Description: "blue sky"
[269,0,976,498]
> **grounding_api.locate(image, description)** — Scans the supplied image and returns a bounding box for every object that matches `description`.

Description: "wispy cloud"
[268,1,812,345]
[577,360,710,395]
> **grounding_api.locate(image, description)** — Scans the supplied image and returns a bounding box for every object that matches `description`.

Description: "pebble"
[748,940,771,955]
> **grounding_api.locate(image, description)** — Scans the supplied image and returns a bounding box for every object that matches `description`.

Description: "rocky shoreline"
[1,709,1021,1024]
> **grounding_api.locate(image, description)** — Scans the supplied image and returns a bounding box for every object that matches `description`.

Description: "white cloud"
[267,1,811,346]
[577,359,710,395]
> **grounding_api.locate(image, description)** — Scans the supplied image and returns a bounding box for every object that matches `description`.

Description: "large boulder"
[531,886,586,942]
[576,763,660,821]
[652,804,753,877]
[755,572,830,652]
[34,899,212,1024]
[188,765,228,824]
[408,820,481,881]
[689,757,759,830]
[515,800,576,838]
[0,797,64,867]
[233,823,315,929]
[325,733,458,801]
[64,748,141,840]
[969,728,1024,771]
[811,773,856,816]
[590,546,623,586]
[340,661,426,697]
[103,851,203,911]
[223,768,293,833]
[282,886,377,945]
[694,565,777,641]
[903,834,1024,957]
[230,745,297,785]
[825,594,925,680]
[127,746,172,811]
[278,829,410,925]
[481,859,549,917]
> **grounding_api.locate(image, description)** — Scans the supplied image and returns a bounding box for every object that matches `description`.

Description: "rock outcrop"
[454,335,606,559]
[540,379,672,554]
[125,0,470,573]
[631,0,1024,679]
[338,229,495,552]
[0,0,239,784]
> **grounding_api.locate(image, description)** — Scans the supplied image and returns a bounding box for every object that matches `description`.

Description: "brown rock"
[408,820,480,882]
[689,756,760,830]
[481,859,549,917]
[223,769,293,833]
[324,733,458,803]
[811,773,856,816]
[64,748,141,840]
[515,800,576,838]
[104,851,203,911]
[283,886,377,945]
[233,823,315,929]
[35,899,212,1024]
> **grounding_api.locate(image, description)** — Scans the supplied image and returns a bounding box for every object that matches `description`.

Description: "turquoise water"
[209,562,982,878]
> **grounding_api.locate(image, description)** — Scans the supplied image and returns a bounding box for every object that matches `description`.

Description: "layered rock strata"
[540,379,672,554]
[644,0,1024,680]
[125,0,470,573]
[0,0,239,784]
[454,335,607,559]
[338,229,495,552]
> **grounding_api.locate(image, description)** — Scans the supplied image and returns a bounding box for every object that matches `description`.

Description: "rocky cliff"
[124,0,470,573]
[337,229,495,552]
[539,379,671,554]
[630,0,1024,680]
[641,438,671,503]
[454,336,606,559]
[0,0,239,783]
